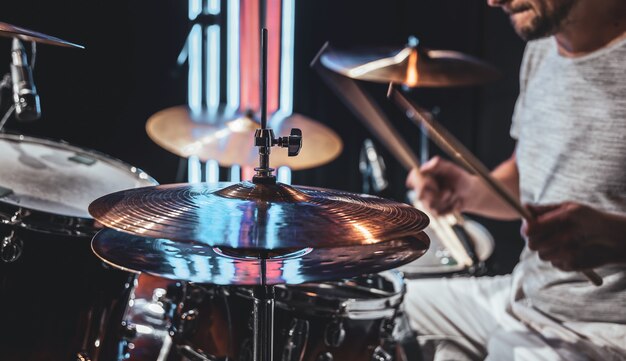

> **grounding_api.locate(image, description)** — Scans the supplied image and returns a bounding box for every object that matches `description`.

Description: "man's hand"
[406,156,477,215]
[522,202,626,271]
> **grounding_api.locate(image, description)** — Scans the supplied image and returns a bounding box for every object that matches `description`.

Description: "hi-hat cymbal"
[146,106,343,170]
[321,44,499,87]
[88,181,430,250]
[92,228,429,285]
[0,21,83,48]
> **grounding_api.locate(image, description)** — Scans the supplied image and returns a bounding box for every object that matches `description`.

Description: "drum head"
[399,219,494,275]
[0,133,157,220]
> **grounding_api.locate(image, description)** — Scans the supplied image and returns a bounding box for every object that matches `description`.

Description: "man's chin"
[512,19,554,41]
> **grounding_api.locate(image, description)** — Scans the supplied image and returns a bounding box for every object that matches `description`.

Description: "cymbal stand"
[249,27,302,361]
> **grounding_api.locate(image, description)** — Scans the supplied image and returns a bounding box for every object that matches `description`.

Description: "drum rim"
[0,132,158,235]
[399,218,495,275]
[236,270,406,319]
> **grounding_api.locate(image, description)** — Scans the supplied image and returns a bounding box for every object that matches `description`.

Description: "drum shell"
[0,224,134,361]
[168,272,404,361]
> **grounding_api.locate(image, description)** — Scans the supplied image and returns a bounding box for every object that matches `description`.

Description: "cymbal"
[91,228,429,285]
[88,181,430,250]
[0,21,84,48]
[146,106,343,170]
[320,44,499,87]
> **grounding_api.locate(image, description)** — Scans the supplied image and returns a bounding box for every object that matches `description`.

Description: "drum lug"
[9,209,26,225]
[371,346,393,361]
[281,318,309,361]
[75,351,92,361]
[175,308,199,339]
[324,320,345,348]
[121,321,138,339]
[1,230,23,263]
[316,352,334,361]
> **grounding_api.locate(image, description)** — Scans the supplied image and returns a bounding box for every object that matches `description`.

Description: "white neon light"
[230,164,241,182]
[177,41,188,66]
[188,155,202,182]
[205,159,220,183]
[227,0,240,111]
[206,25,221,114]
[278,0,295,115]
[188,24,202,116]
[207,0,220,15]
[188,0,202,20]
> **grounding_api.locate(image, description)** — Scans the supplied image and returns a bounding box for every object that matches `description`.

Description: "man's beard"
[513,0,578,40]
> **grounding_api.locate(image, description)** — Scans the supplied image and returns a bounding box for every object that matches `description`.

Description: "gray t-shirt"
[510,36,626,329]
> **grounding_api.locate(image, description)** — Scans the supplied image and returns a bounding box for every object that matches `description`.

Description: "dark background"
[0,0,526,274]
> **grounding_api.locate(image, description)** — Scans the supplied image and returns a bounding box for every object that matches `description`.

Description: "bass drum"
[398,217,494,277]
[0,133,157,361]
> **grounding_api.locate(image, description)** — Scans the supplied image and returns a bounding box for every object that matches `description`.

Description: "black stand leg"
[252,285,275,361]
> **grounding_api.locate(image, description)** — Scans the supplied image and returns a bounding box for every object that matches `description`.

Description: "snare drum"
[161,271,406,361]
[0,133,157,361]
[398,218,494,277]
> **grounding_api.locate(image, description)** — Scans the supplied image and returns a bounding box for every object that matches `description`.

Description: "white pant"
[403,275,622,361]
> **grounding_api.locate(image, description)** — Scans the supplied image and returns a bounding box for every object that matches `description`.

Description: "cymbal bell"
[91,228,429,285]
[88,181,430,250]
[0,21,84,48]
[146,106,343,170]
[321,43,500,87]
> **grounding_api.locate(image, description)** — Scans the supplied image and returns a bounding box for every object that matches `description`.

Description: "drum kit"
[0,21,515,361]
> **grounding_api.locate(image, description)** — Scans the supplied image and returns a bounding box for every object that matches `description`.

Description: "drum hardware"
[146,106,341,171]
[88,29,429,361]
[360,138,389,195]
[372,346,393,361]
[0,134,157,361]
[0,230,23,263]
[313,44,489,276]
[323,320,345,347]
[0,23,82,131]
[282,319,309,361]
[387,84,604,286]
[177,345,221,361]
[317,352,333,361]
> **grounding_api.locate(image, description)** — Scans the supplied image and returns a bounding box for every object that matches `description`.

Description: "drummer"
[404,0,626,360]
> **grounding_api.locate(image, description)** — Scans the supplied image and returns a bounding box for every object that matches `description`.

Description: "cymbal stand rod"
[253,255,275,361]
[254,28,275,182]
[260,28,268,130]
[253,28,302,183]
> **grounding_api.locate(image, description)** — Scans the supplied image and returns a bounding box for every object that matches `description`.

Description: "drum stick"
[310,49,476,267]
[388,85,603,286]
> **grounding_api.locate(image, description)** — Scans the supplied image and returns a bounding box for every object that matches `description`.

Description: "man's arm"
[523,203,626,270]
[463,151,521,220]
[406,150,521,221]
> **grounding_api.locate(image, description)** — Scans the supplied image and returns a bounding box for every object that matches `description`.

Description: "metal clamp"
[1,231,23,263]
[324,319,345,348]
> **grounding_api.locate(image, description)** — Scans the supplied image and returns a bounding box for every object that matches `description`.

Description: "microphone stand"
[0,39,39,131]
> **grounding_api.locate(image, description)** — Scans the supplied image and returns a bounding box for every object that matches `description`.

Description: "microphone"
[10,38,41,121]
[360,138,389,193]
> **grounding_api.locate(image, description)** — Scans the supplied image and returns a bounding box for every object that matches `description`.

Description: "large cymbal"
[146,106,343,170]
[0,21,83,48]
[92,228,429,285]
[88,181,430,250]
[321,45,499,87]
